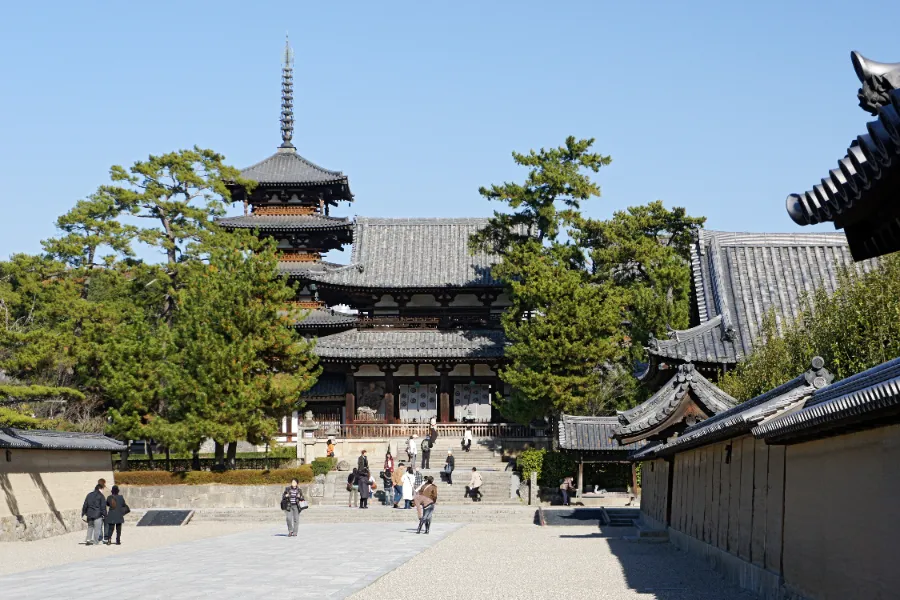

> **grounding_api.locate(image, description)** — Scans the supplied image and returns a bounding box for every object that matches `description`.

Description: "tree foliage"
[472,137,704,423]
[719,254,900,400]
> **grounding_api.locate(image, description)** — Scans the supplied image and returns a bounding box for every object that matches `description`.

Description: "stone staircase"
[604,507,640,527]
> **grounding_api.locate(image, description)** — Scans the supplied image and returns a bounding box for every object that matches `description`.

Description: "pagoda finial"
[279,34,295,150]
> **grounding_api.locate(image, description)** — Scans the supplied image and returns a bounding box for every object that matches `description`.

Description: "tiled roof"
[301,373,346,399]
[648,230,877,364]
[559,415,645,452]
[0,428,126,451]
[218,214,352,231]
[614,363,737,442]
[313,329,506,361]
[240,147,349,187]
[293,308,358,329]
[277,260,345,277]
[753,355,900,443]
[786,88,900,260]
[632,358,833,460]
[305,218,504,289]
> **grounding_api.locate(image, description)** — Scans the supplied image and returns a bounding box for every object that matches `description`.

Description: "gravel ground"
[349,525,758,600]
[0,521,262,577]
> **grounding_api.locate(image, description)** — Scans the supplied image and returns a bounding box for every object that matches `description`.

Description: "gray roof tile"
[293,308,358,329]
[649,230,877,364]
[240,147,348,187]
[218,214,352,231]
[306,218,504,289]
[314,329,506,361]
[0,428,126,451]
[558,415,645,451]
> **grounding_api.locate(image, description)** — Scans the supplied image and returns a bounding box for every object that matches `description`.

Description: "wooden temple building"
[221,41,512,429]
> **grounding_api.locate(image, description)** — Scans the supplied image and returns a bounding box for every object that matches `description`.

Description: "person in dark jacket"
[104,485,128,545]
[357,468,372,509]
[444,451,455,485]
[357,449,369,473]
[421,440,431,470]
[81,482,107,545]
[282,478,305,537]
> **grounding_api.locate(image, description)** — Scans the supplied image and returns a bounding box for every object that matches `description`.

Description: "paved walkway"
[0,523,460,599]
[1,523,757,599]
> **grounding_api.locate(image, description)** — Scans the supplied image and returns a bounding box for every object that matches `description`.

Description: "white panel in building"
[449,364,472,377]
[395,364,416,377]
[399,384,437,423]
[453,384,492,423]
[473,364,496,377]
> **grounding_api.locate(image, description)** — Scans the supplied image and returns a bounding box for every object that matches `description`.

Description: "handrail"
[313,423,544,439]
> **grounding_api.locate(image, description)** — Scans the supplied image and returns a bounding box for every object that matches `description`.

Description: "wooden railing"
[314,423,544,439]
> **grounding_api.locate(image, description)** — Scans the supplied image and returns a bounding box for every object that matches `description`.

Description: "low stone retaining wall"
[0,509,87,543]
[120,482,319,509]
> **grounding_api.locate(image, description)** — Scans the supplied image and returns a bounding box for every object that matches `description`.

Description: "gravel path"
[349,525,758,600]
[0,521,261,577]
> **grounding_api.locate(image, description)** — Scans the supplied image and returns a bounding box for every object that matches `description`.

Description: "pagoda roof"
[293,308,358,329]
[648,230,877,365]
[305,218,505,290]
[277,260,345,278]
[614,363,737,444]
[632,358,833,460]
[558,415,645,452]
[313,329,506,362]
[240,147,349,188]
[786,55,900,260]
[218,213,352,232]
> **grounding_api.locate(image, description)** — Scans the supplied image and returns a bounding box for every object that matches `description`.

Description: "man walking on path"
[357,449,369,473]
[420,439,431,469]
[81,481,107,545]
[444,450,455,485]
[416,476,438,534]
[466,467,483,502]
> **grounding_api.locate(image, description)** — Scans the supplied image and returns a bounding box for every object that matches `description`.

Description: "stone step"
[184,505,539,524]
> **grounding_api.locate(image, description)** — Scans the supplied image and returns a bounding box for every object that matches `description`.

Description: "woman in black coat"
[104,485,129,545]
[357,468,372,509]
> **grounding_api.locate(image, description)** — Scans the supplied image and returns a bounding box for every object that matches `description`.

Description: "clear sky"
[1,1,898,260]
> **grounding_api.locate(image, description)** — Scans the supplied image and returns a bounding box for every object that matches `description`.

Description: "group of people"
[81,478,129,546]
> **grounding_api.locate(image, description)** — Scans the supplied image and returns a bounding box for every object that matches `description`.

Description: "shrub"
[516,448,546,483]
[310,456,337,477]
[115,466,313,486]
[538,451,576,488]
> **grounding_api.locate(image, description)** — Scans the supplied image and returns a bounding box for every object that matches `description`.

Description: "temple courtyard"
[0,520,755,599]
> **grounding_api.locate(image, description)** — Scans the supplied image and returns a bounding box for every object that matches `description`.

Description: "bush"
[516,448,546,483]
[115,466,314,486]
[310,456,337,477]
[538,451,576,488]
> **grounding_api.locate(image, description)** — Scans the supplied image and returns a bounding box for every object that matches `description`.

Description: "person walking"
[81,481,106,545]
[444,450,455,485]
[466,467,483,502]
[401,465,416,509]
[416,476,438,534]
[357,449,369,473]
[462,427,473,452]
[407,435,418,464]
[428,416,438,447]
[391,462,406,508]
[347,468,360,508]
[103,485,129,545]
[357,469,372,509]
[420,440,431,470]
[326,439,335,458]
[282,478,305,537]
[559,476,575,506]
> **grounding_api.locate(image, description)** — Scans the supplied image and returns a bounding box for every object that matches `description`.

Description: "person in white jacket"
[407,435,418,464]
[401,467,416,509]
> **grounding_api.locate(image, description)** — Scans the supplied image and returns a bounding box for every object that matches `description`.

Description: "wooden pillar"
[384,364,396,424]
[577,459,584,498]
[439,366,451,423]
[631,462,638,497]
[345,370,356,424]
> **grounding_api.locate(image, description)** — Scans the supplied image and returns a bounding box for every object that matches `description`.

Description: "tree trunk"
[226,441,237,470]
[165,447,171,472]
[119,443,130,472]
[191,448,201,471]
[147,441,154,465]
[214,441,225,468]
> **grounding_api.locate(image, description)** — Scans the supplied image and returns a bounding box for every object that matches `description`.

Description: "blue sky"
[1,1,898,260]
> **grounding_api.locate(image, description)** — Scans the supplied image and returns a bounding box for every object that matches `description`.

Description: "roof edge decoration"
[631,357,833,460]
[613,363,737,444]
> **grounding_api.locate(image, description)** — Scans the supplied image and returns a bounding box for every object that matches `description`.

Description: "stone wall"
[0,449,115,542]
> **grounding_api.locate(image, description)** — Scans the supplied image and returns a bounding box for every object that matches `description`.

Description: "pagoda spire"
[279,35,295,150]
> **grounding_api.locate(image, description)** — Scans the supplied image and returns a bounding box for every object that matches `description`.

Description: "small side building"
[0,428,125,542]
